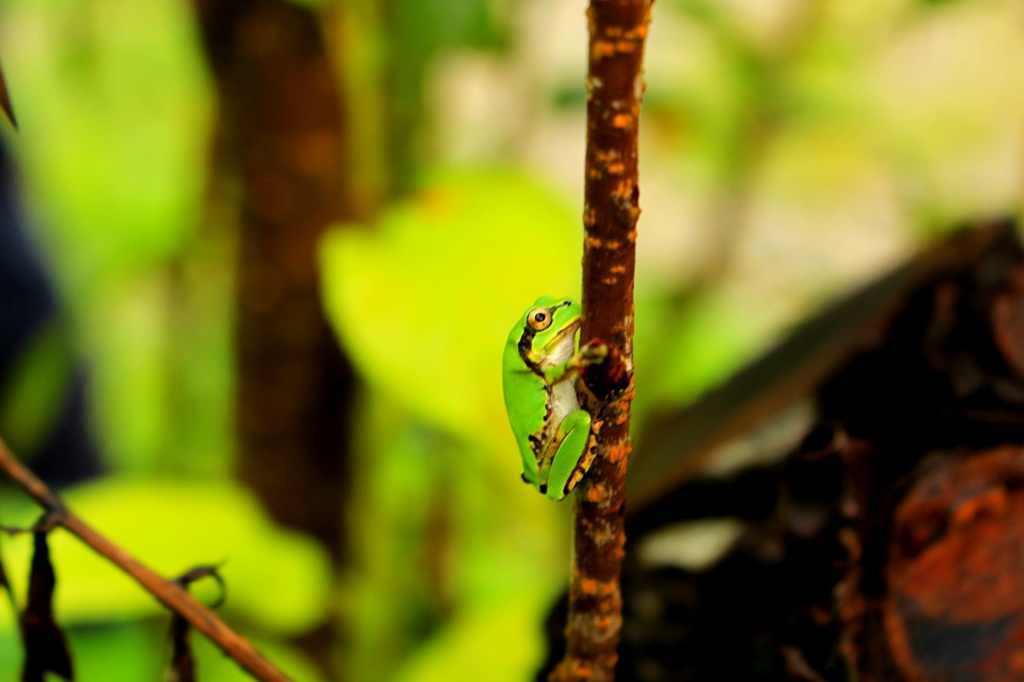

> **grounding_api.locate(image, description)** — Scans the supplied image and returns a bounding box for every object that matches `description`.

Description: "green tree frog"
[502,296,606,500]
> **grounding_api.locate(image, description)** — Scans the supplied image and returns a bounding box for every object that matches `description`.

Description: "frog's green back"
[502,296,581,485]
[502,313,547,482]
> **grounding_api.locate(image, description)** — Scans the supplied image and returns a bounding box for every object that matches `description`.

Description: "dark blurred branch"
[0,58,17,129]
[0,438,294,682]
[627,221,1017,513]
[550,2,652,681]
[191,0,356,562]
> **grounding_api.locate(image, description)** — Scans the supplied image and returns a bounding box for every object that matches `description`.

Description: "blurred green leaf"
[3,0,208,282]
[2,0,221,475]
[0,618,325,682]
[0,478,332,636]
[35,622,158,682]
[394,599,551,682]
[321,168,580,451]
[395,0,505,51]
[634,288,771,413]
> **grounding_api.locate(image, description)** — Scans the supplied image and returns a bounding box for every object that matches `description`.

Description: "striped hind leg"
[559,427,599,498]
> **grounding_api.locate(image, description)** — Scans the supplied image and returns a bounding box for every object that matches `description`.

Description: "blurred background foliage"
[0,0,1022,680]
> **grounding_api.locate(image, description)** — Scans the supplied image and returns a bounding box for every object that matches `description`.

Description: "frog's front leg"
[540,410,599,501]
[541,341,609,386]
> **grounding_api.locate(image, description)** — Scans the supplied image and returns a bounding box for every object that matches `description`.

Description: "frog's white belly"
[540,330,580,431]
[549,379,579,428]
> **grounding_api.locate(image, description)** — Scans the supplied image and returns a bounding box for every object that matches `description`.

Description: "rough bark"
[551,2,653,681]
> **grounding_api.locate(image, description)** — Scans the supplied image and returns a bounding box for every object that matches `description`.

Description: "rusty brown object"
[549,2,652,681]
[192,0,355,563]
[821,221,1024,681]
[882,446,1024,682]
[0,438,295,682]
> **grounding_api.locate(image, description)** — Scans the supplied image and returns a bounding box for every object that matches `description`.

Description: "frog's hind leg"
[561,429,598,498]
[545,410,596,501]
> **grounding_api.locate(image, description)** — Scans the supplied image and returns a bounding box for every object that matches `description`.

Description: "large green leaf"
[0,477,332,636]
[321,168,580,450]
[0,619,325,682]
[393,597,553,682]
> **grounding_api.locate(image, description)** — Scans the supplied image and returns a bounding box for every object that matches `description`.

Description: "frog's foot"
[576,340,609,368]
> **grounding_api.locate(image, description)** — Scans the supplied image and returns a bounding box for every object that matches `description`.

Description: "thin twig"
[0,438,294,682]
[550,1,652,681]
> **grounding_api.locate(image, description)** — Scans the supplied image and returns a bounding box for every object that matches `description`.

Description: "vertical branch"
[553,1,652,681]
[191,0,355,561]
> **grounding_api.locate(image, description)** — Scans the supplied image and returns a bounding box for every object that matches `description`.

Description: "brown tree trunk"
[551,2,652,681]
[191,0,354,564]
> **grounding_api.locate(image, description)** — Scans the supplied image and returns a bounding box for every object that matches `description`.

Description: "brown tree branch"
[551,1,652,681]
[0,438,294,682]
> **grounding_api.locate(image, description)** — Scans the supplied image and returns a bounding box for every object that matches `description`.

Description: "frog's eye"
[527,307,553,331]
